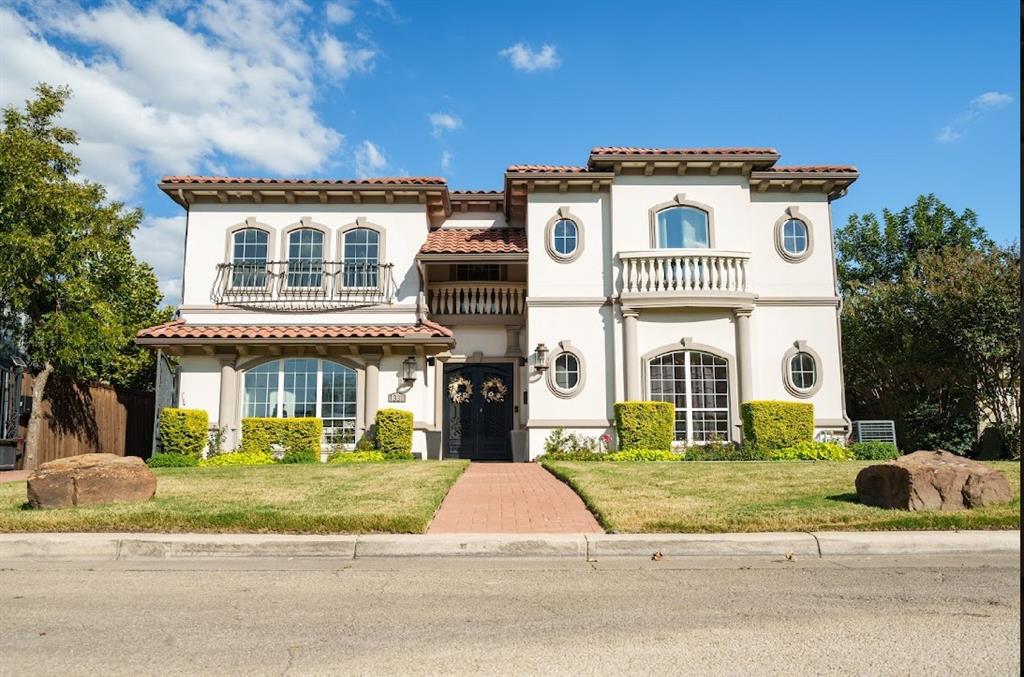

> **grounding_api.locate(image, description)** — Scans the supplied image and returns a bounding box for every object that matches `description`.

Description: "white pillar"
[733,308,753,405]
[217,357,238,451]
[364,356,380,434]
[623,308,640,400]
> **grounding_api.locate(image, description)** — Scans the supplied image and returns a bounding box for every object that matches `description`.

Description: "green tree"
[0,84,172,467]
[837,195,1019,456]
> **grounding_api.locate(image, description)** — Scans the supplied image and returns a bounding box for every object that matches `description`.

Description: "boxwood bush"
[682,443,767,461]
[613,401,674,451]
[763,440,852,461]
[603,449,682,462]
[851,441,900,460]
[146,452,199,468]
[740,401,814,450]
[157,408,208,458]
[198,450,276,467]
[328,450,386,464]
[375,408,414,459]
[240,417,322,461]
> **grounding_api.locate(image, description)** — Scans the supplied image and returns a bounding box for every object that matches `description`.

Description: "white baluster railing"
[427,282,527,316]
[619,249,750,296]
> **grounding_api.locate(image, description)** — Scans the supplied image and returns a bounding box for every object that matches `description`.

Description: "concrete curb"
[0,530,1018,561]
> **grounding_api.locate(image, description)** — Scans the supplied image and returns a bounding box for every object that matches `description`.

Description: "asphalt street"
[0,554,1019,676]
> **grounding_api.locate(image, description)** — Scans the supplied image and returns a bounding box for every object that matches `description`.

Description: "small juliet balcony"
[618,249,754,309]
[427,282,527,319]
[212,261,395,310]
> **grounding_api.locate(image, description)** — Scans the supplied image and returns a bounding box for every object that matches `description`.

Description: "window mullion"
[684,351,693,445]
[277,362,285,419]
[315,360,323,419]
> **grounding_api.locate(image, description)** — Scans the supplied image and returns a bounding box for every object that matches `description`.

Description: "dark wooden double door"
[443,363,513,461]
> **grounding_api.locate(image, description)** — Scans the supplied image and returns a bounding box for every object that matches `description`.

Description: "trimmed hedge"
[740,401,814,450]
[157,408,208,458]
[375,408,414,459]
[682,444,766,461]
[328,451,386,464]
[540,450,605,462]
[146,452,199,468]
[604,449,682,462]
[851,441,900,460]
[763,440,852,461]
[198,450,276,467]
[613,401,674,451]
[240,418,323,461]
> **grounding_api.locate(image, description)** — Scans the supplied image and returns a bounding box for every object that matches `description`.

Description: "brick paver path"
[427,463,603,533]
[0,470,29,484]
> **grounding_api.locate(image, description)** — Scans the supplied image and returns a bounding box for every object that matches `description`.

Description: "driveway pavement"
[0,555,1018,676]
[0,470,29,484]
[428,462,602,533]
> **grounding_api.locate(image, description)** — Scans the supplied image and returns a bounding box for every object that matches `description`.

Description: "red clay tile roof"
[137,319,453,340]
[420,228,527,254]
[506,165,592,173]
[450,190,503,195]
[759,165,859,173]
[161,176,447,186]
[590,147,779,156]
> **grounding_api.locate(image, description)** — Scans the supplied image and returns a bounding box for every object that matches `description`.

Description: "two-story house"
[137,146,858,460]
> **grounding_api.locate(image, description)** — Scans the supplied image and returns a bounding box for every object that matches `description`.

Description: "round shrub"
[198,451,276,467]
[603,449,683,462]
[146,452,199,468]
[851,441,900,460]
[328,451,386,464]
[764,440,852,461]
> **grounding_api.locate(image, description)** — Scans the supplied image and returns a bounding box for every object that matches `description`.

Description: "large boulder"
[27,453,156,509]
[855,450,1012,511]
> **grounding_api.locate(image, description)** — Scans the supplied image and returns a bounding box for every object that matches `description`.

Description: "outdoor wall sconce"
[533,343,549,372]
[401,356,418,383]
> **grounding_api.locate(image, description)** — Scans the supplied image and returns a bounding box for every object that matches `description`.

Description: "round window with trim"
[789,351,817,391]
[548,351,584,397]
[552,219,578,257]
[781,219,809,256]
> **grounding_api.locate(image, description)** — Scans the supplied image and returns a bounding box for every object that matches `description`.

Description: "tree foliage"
[837,194,1020,457]
[0,84,170,389]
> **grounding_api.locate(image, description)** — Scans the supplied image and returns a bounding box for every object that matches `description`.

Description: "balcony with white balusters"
[618,248,755,309]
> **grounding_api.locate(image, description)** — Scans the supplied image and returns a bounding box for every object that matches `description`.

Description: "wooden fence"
[17,374,155,467]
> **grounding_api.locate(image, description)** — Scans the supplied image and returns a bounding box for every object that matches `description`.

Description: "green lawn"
[0,462,469,534]
[542,460,1020,533]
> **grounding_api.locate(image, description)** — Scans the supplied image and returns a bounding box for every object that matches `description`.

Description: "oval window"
[554,353,580,390]
[789,351,816,391]
[782,219,809,256]
[552,219,578,257]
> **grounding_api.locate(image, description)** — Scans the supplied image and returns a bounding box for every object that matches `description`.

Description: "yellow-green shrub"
[613,401,674,451]
[157,408,208,457]
[740,401,814,450]
[603,449,682,462]
[375,408,413,459]
[199,450,276,467]
[328,451,386,464]
[240,417,322,462]
[763,440,852,461]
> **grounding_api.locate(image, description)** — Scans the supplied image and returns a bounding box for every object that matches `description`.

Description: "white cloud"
[132,215,186,303]
[318,34,376,78]
[936,91,1014,143]
[441,150,453,171]
[499,43,560,72]
[355,140,387,177]
[429,112,462,138]
[325,1,355,24]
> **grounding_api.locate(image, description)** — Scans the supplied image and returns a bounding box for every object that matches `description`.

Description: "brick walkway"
[0,470,29,484]
[427,463,603,534]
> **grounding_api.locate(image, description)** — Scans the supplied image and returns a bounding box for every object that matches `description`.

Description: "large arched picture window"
[231,228,269,288]
[343,227,380,288]
[656,206,710,249]
[242,358,358,444]
[649,350,729,443]
[286,228,325,288]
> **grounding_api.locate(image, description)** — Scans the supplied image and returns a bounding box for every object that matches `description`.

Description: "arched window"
[789,352,816,391]
[231,228,269,288]
[656,206,710,249]
[781,219,809,256]
[552,219,578,257]
[649,350,729,443]
[286,228,324,288]
[343,227,380,288]
[242,358,358,444]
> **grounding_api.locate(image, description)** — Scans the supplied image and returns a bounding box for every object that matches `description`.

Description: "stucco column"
[217,356,238,451]
[364,355,381,434]
[733,308,753,405]
[622,308,640,400]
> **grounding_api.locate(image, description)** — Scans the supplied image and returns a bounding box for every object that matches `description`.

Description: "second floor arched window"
[286,228,325,288]
[343,227,380,288]
[231,228,269,288]
[656,206,710,249]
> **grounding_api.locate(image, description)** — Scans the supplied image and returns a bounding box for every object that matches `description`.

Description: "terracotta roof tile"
[759,165,858,174]
[506,165,592,173]
[137,319,453,340]
[420,228,527,254]
[590,147,779,156]
[451,190,503,195]
[161,176,447,186]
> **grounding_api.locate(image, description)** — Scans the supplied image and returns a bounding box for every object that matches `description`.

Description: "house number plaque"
[387,393,406,403]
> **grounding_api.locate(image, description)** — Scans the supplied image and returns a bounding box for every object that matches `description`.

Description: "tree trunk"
[24,362,53,470]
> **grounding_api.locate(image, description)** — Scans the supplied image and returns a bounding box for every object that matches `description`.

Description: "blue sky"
[1,0,1019,300]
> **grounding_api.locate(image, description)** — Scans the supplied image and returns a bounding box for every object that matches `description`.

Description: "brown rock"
[855,450,1013,511]
[27,453,156,509]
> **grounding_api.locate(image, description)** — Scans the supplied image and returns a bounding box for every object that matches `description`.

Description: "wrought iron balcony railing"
[212,261,395,310]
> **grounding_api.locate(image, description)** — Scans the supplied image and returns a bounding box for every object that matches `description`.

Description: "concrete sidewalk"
[0,530,1017,561]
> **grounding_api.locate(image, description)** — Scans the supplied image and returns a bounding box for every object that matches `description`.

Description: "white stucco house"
[137,146,858,461]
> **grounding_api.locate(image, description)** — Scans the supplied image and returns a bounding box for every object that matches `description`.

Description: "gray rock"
[855,450,1012,511]
[27,453,156,509]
